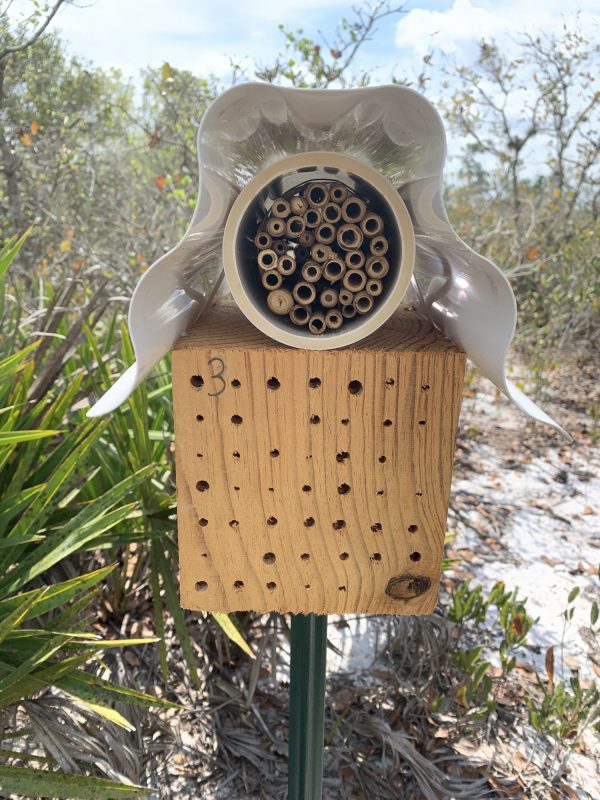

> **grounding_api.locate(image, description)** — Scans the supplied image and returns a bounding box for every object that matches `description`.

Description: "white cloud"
[395,0,600,59]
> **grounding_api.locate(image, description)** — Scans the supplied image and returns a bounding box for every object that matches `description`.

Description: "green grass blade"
[0,766,148,799]
[212,613,255,659]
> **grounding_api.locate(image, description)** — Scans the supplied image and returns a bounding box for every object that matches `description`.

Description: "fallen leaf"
[59,239,72,253]
[155,174,167,191]
[30,120,40,135]
[582,505,596,515]
[526,246,540,260]
[20,132,32,146]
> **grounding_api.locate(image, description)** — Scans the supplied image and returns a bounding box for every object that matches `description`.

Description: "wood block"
[172,304,465,615]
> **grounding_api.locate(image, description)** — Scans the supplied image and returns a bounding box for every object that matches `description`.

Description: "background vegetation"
[0,1,598,797]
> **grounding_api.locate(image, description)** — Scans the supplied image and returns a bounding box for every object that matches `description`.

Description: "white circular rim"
[223,151,415,350]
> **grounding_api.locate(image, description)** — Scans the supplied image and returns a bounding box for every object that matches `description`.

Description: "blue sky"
[8,0,600,88]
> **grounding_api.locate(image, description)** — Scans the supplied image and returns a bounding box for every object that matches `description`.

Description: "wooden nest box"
[172,304,465,616]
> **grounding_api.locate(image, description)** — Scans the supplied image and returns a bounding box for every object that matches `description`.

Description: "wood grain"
[173,304,465,615]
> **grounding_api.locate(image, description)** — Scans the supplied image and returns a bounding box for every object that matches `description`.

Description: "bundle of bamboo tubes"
[254,180,390,334]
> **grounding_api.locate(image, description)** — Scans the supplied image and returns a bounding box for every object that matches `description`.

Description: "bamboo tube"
[342,269,367,292]
[266,217,286,238]
[304,182,329,208]
[325,309,343,330]
[257,249,278,271]
[278,254,296,276]
[286,215,305,238]
[310,243,330,263]
[315,223,336,245]
[273,240,287,256]
[329,184,349,204]
[366,255,389,279]
[370,235,388,255]
[293,281,317,305]
[290,194,308,215]
[302,262,322,283]
[361,212,384,237]
[345,250,365,269]
[272,198,291,218]
[262,270,283,290]
[255,231,272,250]
[366,278,383,297]
[354,291,374,314]
[290,304,311,326]
[308,311,326,335]
[338,288,354,306]
[267,288,294,315]
[319,288,338,308]
[341,196,367,223]
[337,223,363,251]
[303,208,322,228]
[341,304,357,319]
[299,231,315,248]
[323,258,346,282]
[322,203,342,224]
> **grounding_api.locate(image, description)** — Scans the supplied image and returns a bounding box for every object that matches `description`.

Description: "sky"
[7,0,600,88]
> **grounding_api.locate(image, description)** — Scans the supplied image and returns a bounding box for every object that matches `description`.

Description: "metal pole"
[288,613,328,800]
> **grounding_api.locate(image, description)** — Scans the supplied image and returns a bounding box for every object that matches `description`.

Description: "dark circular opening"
[410,551,422,562]
[267,376,281,390]
[339,552,349,560]
[310,414,321,424]
[371,552,382,561]
[232,378,241,387]
[371,522,382,532]
[338,483,351,495]
[379,455,386,463]
[234,580,244,589]
[231,414,243,425]
[266,581,277,591]
[408,524,418,533]
[265,272,279,286]
[348,380,363,395]
[267,516,278,526]
[190,375,204,388]
[196,414,204,422]
[300,553,310,561]
[263,552,276,564]
[196,480,209,492]
[302,484,312,492]
[195,580,208,592]
[309,377,321,388]
[304,517,315,527]
[336,451,350,462]
[332,519,346,530]
[308,185,326,204]
[306,209,320,225]
[229,519,239,528]
[199,518,208,527]
[356,296,371,312]
[270,448,279,457]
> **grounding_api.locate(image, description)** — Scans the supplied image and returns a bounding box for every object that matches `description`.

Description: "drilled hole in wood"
[300,553,310,561]
[338,483,351,495]
[190,375,204,388]
[201,553,208,558]
[267,516,278,526]
[231,414,243,425]
[415,491,423,497]
[263,552,276,564]
[229,519,239,528]
[270,448,280,457]
[266,581,277,591]
[383,419,393,427]
[309,377,321,388]
[410,551,422,562]
[371,552,382,561]
[339,585,347,592]
[371,522,382,532]
[267,376,281,390]
[419,420,427,426]
[304,584,311,589]
[196,480,209,492]
[268,487,274,492]
[339,552,349,560]
[233,451,240,458]
[302,484,312,492]
[231,378,241,387]
[376,490,384,496]
[197,453,203,458]
[234,580,244,590]
[341,418,350,426]
[234,486,240,491]
[304,517,315,527]
[199,518,208,527]
[332,519,346,530]
[306,454,312,459]
[196,414,204,422]
[195,580,208,592]
[348,380,363,395]
[336,451,350,463]
[385,378,395,386]
[378,456,386,463]
[310,414,321,424]
[422,383,430,391]
[408,524,418,533]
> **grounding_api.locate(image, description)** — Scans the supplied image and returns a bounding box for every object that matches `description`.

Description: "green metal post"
[288,613,328,800]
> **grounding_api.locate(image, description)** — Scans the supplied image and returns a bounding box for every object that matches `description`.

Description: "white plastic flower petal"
[87,82,566,438]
